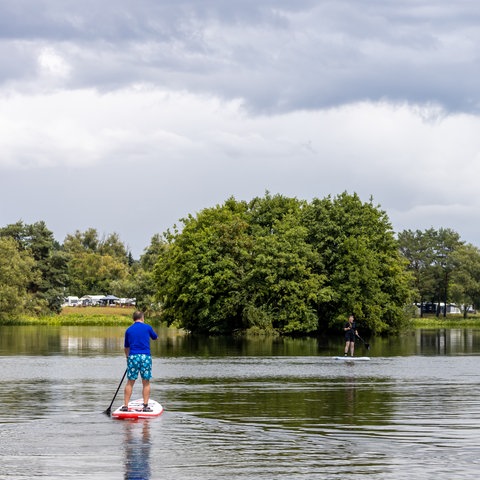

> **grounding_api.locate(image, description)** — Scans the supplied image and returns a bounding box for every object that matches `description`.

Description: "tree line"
[0,221,163,319]
[398,228,480,318]
[1,192,480,333]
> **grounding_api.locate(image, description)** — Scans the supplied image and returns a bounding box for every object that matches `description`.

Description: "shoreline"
[1,310,480,330]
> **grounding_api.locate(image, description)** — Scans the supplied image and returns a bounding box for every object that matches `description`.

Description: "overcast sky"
[1,0,479,257]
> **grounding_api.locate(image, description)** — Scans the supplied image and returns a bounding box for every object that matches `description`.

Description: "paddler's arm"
[124,347,130,358]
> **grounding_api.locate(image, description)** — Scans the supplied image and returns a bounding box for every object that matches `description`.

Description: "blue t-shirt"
[124,322,158,355]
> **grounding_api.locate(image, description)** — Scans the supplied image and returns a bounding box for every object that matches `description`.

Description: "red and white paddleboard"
[112,399,164,419]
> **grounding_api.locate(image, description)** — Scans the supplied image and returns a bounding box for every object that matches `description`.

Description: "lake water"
[1,326,480,479]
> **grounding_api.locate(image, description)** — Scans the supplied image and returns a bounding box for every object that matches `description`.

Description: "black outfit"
[344,321,356,342]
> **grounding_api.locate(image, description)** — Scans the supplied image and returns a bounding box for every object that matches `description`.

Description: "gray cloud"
[1,1,479,112]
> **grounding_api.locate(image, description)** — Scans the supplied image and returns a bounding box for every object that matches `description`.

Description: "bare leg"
[344,341,351,355]
[142,379,151,405]
[350,342,355,356]
[124,379,135,406]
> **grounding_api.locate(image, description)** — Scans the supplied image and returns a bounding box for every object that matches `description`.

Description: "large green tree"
[450,244,480,317]
[155,198,253,333]
[0,221,68,313]
[154,193,413,335]
[398,227,464,317]
[398,229,437,315]
[431,228,463,317]
[304,192,413,333]
[131,234,170,312]
[245,194,331,334]
[0,237,37,319]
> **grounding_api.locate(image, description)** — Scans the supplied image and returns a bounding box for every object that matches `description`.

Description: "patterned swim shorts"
[127,354,152,380]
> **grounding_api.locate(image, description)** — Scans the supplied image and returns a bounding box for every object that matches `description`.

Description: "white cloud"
[1,86,479,201]
[38,47,70,78]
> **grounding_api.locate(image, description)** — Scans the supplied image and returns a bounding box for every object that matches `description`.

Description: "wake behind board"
[112,399,164,419]
[333,356,370,361]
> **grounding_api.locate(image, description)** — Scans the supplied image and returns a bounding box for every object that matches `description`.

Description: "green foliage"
[398,227,466,318]
[98,232,130,263]
[140,233,168,271]
[0,237,37,319]
[450,243,480,317]
[0,221,68,314]
[133,234,170,313]
[66,251,129,296]
[398,229,437,305]
[304,192,413,333]
[155,199,253,334]
[4,313,133,326]
[154,194,332,335]
[154,192,413,335]
[63,228,130,296]
[63,228,100,253]
[8,194,478,336]
[246,195,330,334]
[430,228,463,315]
[411,316,480,328]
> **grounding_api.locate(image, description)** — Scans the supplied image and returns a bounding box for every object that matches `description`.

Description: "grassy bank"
[1,306,137,326]
[411,315,480,329]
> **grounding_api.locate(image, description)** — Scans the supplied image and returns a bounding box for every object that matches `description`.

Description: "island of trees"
[1,192,479,335]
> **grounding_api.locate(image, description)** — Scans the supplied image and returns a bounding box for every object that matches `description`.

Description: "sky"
[1,0,480,258]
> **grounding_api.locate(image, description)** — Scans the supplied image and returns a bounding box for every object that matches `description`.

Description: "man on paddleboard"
[343,314,358,357]
[120,311,158,412]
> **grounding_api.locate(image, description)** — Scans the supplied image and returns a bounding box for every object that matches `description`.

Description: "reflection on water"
[416,327,480,354]
[123,420,152,480]
[3,325,480,357]
[2,326,480,479]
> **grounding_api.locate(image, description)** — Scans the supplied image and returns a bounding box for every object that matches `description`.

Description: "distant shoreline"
[2,308,480,330]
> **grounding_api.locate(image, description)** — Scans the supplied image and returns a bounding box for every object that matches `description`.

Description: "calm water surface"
[1,326,480,479]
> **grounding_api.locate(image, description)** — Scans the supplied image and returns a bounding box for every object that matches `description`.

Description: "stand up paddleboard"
[333,356,370,361]
[112,399,164,419]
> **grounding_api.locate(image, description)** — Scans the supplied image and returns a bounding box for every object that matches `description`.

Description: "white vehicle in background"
[62,296,80,307]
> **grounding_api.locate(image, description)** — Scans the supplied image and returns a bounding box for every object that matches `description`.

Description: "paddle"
[103,368,127,416]
[356,334,370,350]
